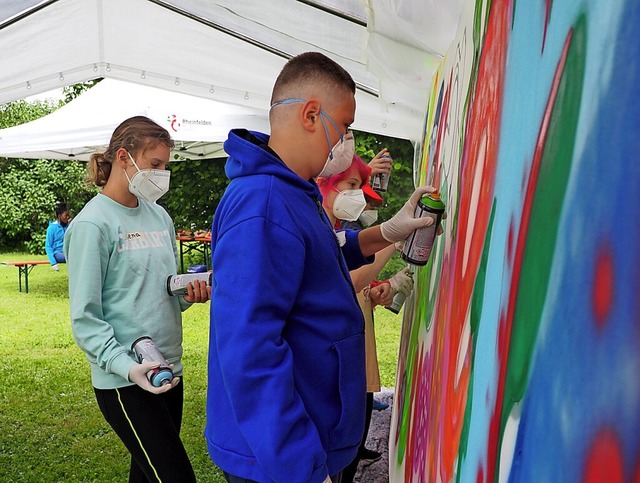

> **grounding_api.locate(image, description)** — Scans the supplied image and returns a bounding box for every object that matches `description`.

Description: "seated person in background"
[45,202,70,271]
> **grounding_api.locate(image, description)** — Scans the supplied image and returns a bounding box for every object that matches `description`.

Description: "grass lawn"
[0,251,403,482]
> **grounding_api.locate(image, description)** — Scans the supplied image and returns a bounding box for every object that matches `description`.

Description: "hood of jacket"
[223,129,320,199]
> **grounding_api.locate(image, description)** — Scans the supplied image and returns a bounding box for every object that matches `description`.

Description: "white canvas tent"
[0,78,270,160]
[0,0,464,142]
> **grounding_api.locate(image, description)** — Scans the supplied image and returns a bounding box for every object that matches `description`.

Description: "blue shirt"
[45,220,67,265]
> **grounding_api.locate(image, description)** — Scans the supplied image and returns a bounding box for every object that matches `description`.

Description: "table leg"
[179,240,185,274]
[17,265,27,293]
[18,266,23,292]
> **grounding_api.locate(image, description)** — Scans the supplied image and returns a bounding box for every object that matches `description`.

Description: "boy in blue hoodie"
[45,202,70,271]
[206,52,438,483]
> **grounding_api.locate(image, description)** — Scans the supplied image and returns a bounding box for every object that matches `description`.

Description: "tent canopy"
[0,78,270,160]
[0,0,463,142]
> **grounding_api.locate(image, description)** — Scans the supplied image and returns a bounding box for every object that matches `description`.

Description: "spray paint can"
[166,272,211,296]
[131,336,173,387]
[386,267,414,314]
[371,153,392,192]
[386,291,407,314]
[402,191,446,266]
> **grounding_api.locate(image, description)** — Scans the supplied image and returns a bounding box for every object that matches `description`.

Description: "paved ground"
[354,387,394,483]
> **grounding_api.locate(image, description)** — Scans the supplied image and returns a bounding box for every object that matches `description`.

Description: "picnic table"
[176,235,211,273]
[1,260,50,293]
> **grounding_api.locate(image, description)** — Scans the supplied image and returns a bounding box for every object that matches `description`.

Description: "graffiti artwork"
[389,0,640,481]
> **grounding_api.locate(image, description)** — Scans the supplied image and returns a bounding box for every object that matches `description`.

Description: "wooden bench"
[1,260,51,293]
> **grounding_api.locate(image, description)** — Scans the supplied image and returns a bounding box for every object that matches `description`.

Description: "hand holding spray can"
[402,191,446,266]
[371,150,392,192]
[166,272,212,296]
[131,336,173,387]
[386,267,414,314]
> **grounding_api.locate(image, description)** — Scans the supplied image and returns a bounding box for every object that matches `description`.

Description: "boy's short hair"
[54,202,68,216]
[270,52,356,105]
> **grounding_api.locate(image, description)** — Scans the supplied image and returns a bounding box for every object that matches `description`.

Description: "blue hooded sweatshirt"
[45,220,67,265]
[205,130,369,482]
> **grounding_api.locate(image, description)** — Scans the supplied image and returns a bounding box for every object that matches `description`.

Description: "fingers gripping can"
[371,153,391,192]
[131,336,173,387]
[166,272,211,296]
[402,191,446,266]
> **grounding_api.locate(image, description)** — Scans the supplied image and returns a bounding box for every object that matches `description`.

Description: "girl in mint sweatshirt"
[64,116,210,482]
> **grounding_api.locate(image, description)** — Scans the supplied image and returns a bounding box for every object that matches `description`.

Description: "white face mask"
[318,129,355,178]
[332,188,367,222]
[358,209,379,227]
[317,111,354,178]
[269,98,355,178]
[126,152,171,203]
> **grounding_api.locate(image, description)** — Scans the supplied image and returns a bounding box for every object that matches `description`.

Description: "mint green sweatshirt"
[63,194,191,389]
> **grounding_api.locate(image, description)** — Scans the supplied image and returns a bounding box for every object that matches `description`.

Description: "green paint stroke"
[456,200,497,481]
[395,182,451,462]
[499,13,586,451]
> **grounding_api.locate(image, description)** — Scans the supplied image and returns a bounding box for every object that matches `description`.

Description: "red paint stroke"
[413,0,514,479]
[507,218,515,269]
[543,0,552,52]
[486,28,574,481]
[592,243,614,328]
[431,0,512,479]
[583,428,624,483]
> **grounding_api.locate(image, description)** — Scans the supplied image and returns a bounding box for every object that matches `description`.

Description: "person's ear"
[301,99,321,132]
[115,147,131,168]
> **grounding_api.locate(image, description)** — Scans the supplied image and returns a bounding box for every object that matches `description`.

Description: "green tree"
[0,98,57,129]
[353,130,416,279]
[0,98,98,253]
[62,79,101,104]
[163,159,229,231]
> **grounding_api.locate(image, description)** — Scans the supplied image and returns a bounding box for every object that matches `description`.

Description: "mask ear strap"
[269,98,306,109]
[127,152,142,173]
[318,112,336,160]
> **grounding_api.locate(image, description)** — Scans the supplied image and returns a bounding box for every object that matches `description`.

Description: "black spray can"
[402,191,445,266]
[166,272,211,296]
[131,336,173,387]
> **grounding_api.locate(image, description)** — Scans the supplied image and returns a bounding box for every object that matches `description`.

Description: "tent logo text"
[166,114,213,132]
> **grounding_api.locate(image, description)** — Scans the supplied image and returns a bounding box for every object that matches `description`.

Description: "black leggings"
[94,379,196,483]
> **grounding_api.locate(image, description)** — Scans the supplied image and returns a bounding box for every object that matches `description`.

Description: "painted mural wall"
[389,0,640,481]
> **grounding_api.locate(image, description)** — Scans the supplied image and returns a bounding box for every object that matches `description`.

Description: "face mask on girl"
[270,98,355,178]
[332,188,367,222]
[126,152,171,203]
[358,209,379,227]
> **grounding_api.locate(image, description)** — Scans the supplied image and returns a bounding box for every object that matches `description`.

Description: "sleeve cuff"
[110,352,137,382]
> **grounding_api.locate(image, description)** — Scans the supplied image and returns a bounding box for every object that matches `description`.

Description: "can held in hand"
[386,290,407,314]
[402,191,446,266]
[166,272,211,296]
[131,336,173,387]
[371,153,392,192]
